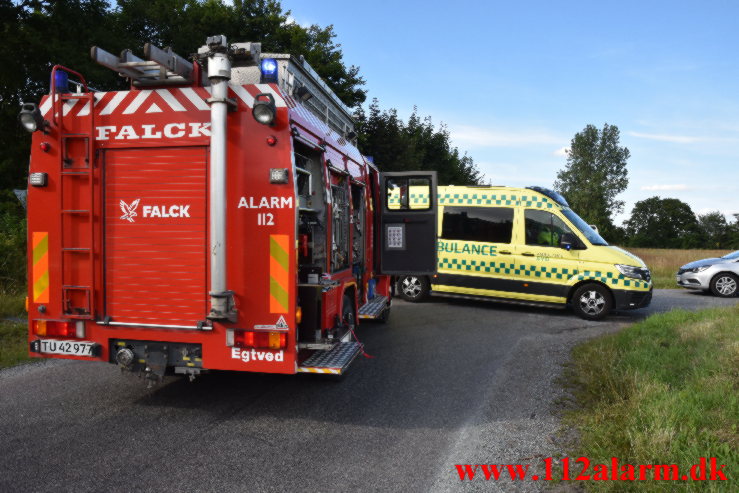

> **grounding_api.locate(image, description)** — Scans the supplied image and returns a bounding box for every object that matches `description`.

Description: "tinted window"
[561,208,608,246]
[524,209,574,247]
[442,206,513,243]
[386,177,431,210]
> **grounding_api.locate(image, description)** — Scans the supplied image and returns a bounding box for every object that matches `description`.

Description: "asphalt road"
[1,290,736,493]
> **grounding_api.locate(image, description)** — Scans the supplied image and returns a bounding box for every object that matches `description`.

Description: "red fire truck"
[21,35,437,383]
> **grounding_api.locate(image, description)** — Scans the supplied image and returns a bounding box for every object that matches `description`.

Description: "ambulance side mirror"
[560,232,579,251]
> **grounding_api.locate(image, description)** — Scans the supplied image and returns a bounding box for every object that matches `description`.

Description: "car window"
[524,209,574,247]
[561,208,608,246]
[442,206,514,243]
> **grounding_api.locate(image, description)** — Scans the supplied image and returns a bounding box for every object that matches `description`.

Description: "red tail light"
[233,330,286,350]
[33,320,82,338]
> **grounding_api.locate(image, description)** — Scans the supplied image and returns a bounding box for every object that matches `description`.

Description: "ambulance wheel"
[397,276,429,302]
[572,283,612,320]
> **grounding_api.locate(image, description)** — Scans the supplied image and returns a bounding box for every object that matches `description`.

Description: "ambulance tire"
[571,283,613,321]
[397,276,430,302]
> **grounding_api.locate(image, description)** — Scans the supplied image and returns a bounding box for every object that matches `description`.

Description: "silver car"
[676,250,739,297]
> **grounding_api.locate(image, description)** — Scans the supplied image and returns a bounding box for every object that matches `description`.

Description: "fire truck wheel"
[397,276,430,302]
[342,295,356,335]
[377,306,390,324]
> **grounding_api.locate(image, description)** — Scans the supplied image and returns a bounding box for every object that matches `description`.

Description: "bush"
[0,190,27,294]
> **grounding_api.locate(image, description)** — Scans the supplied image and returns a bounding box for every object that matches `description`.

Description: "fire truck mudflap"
[24,35,437,383]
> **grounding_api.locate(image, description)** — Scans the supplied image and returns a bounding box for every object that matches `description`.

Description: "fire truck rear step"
[298,342,362,375]
[358,295,388,319]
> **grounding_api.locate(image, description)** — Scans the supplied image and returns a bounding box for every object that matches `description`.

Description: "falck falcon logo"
[120,199,140,222]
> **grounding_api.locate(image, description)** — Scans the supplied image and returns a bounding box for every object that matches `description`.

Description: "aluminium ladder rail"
[91,43,194,86]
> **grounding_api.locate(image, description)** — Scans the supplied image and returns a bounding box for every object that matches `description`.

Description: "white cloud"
[553,146,569,157]
[628,131,704,144]
[450,125,562,148]
[640,184,689,191]
[284,14,312,28]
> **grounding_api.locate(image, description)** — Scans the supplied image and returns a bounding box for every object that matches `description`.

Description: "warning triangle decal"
[275,315,288,329]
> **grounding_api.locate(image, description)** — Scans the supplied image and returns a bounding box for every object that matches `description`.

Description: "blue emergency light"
[260,58,278,83]
[54,70,69,93]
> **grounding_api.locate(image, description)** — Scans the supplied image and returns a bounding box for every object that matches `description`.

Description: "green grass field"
[0,293,28,369]
[623,247,734,289]
[562,305,738,491]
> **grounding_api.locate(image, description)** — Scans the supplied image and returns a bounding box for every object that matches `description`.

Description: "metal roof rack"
[90,44,194,86]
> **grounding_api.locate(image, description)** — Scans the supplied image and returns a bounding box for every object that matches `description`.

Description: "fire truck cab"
[23,35,437,382]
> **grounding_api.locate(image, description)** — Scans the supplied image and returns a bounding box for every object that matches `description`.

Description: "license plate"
[35,339,96,357]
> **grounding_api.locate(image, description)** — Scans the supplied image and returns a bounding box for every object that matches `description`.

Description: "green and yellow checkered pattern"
[387,192,430,209]
[439,257,577,278]
[387,189,556,209]
[517,264,579,279]
[572,270,650,289]
[438,192,554,209]
[439,257,515,274]
[439,257,648,289]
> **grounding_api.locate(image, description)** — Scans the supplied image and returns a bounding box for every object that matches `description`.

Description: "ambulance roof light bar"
[90,43,194,86]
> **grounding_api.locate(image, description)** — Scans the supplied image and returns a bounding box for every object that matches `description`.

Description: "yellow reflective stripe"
[269,277,288,310]
[33,272,49,302]
[269,234,290,313]
[32,233,48,265]
[270,236,289,271]
[32,232,49,303]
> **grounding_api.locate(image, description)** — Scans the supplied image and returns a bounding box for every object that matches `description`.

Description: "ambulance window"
[441,206,513,243]
[386,177,431,210]
[524,209,574,247]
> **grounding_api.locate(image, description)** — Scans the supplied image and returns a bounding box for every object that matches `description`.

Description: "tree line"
[0,0,479,292]
[554,123,739,250]
[621,199,739,249]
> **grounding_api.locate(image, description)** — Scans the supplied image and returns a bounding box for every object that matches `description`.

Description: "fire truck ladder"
[52,67,96,318]
[90,44,194,86]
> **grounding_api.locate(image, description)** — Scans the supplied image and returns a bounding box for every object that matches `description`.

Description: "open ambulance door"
[378,171,438,275]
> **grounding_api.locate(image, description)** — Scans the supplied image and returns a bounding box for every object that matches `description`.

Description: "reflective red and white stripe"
[39,83,286,118]
[297,367,342,375]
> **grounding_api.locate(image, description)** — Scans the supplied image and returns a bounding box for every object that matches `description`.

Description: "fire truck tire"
[342,295,356,335]
[397,275,430,302]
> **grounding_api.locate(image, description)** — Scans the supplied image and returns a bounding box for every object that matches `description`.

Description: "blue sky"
[280,0,739,224]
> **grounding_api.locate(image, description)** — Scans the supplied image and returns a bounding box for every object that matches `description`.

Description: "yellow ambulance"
[393,185,653,320]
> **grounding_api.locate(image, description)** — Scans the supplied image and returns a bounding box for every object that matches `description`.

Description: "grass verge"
[624,247,733,289]
[0,292,29,369]
[0,319,29,369]
[0,292,25,318]
[562,305,738,491]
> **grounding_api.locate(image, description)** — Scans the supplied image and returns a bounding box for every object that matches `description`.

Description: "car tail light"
[233,330,286,350]
[32,320,84,338]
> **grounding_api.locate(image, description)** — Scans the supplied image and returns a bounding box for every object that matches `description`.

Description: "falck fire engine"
[21,35,438,383]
